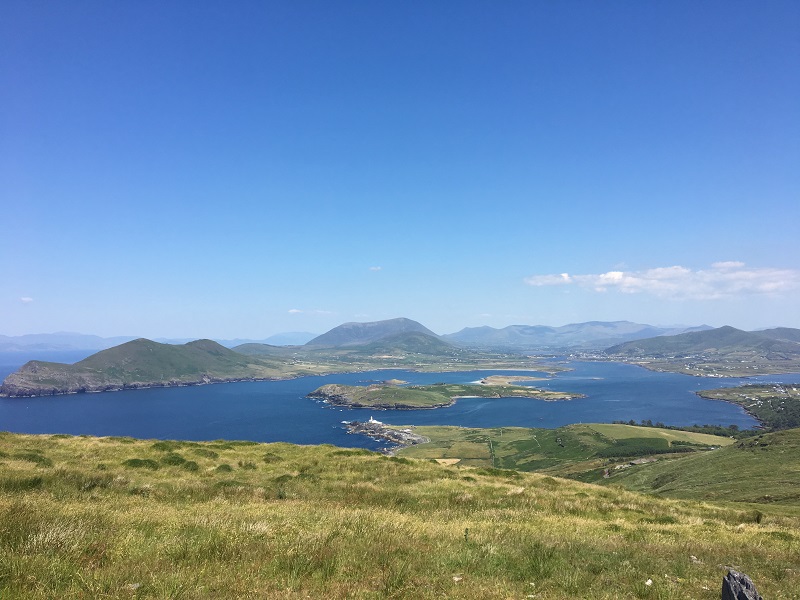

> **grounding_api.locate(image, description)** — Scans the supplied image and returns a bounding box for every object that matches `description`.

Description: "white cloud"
[369,266,382,271]
[20,297,34,304]
[288,308,334,315]
[711,261,746,270]
[524,273,572,286]
[524,262,800,300]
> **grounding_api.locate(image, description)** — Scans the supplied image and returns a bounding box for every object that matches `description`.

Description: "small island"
[308,381,581,409]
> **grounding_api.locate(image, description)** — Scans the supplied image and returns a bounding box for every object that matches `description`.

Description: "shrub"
[475,467,521,479]
[0,475,44,492]
[330,449,372,457]
[192,448,219,459]
[160,452,187,466]
[13,452,53,467]
[215,464,233,473]
[152,441,183,452]
[122,458,160,470]
[262,452,284,463]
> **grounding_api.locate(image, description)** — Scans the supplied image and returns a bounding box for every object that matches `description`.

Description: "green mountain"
[355,331,458,356]
[0,338,313,397]
[305,317,437,347]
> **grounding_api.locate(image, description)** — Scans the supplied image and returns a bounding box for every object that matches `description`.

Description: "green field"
[396,423,732,480]
[1,431,799,599]
[607,428,800,506]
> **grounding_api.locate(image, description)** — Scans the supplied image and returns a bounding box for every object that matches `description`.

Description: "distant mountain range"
[443,321,713,350]
[607,326,800,356]
[604,325,800,376]
[0,331,318,352]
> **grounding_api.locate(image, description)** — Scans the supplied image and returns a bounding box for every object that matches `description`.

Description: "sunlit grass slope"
[1,431,798,599]
[607,428,800,506]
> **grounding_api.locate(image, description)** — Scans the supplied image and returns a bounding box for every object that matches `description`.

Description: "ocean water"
[3,359,799,448]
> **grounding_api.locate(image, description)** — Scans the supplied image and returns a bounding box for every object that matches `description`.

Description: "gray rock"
[722,570,763,600]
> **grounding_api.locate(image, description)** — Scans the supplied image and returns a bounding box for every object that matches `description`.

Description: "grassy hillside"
[1,431,798,599]
[356,331,458,356]
[606,428,800,506]
[397,423,732,477]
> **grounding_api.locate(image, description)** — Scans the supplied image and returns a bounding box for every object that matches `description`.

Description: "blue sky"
[2,1,799,338]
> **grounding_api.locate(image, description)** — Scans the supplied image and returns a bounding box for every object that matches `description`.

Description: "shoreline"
[344,420,429,454]
[694,389,767,430]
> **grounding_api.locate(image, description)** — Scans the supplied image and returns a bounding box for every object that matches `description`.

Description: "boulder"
[721,570,763,600]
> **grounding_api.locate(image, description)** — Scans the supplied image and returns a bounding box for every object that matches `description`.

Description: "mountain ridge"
[305,317,437,347]
[443,321,713,350]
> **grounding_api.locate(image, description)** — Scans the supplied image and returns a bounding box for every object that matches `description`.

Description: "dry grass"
[1,431,798,599]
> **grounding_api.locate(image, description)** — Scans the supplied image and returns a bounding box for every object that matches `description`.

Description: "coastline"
[694,389,768,430]
[344,419,429,453]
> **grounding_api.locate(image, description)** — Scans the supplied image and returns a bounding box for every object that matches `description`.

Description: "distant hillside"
[605,326,800,376]
[305,318,437,347]
[443,321,712,350]
[758,327,800,344]
[355,331,458,356]
[230,343,297,357]
[0,338,317,397]
[607,326,800,356]
[263,331,317,345]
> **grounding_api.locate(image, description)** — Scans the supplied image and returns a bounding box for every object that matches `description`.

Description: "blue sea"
[2,352,799,450]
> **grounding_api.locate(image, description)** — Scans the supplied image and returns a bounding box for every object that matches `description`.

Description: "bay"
[3,360,800,449]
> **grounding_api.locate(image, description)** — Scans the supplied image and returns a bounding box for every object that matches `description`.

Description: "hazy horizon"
[3,2,798,338]
[0,317,783,344]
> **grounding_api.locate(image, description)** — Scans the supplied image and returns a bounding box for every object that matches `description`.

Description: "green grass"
[606,428,800,506]
[1,430,799,598]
